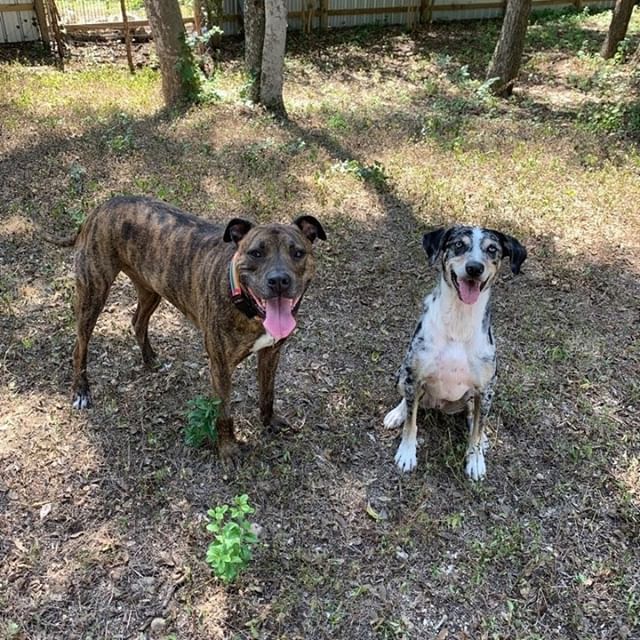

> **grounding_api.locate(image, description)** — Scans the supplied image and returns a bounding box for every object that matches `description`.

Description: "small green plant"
[178,28,224,105]
[103,112,135,154]
[333,159,390,191]
[205,494,258,583]
[176,31,203,104]
[185,395,220,447]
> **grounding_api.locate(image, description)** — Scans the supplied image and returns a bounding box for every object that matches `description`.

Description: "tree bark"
[486,0,532,97]
[144,0,192,107]
[244,0,265,103]
[600,0,636,59]
[260,0,288,117]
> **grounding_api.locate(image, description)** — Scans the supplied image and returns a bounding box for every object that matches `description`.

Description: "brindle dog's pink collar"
[228,252,263,319]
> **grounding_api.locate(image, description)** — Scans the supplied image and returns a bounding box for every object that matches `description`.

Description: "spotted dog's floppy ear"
[494,231,527,274]
[223,218,254,244]
[293,215,327,244]
[422,227,451,266]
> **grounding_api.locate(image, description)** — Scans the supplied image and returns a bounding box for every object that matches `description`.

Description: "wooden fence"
[0,0,45,42]
[1,0,615,44]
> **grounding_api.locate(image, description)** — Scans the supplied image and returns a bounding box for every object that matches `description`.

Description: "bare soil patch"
[1,13,639,640]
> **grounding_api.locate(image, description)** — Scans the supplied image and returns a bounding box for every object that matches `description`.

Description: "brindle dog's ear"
[223,218,254,244]
[495,232,527,275]
[294,215,327,244]
[422,227,450,266]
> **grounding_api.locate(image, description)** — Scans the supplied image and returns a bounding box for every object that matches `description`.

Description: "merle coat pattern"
[384,226,527,480]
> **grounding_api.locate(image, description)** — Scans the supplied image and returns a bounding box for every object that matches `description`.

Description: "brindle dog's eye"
[248,249,263,259]
[293,249,306,260]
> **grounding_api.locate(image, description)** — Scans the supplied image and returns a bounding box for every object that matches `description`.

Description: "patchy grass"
[1,8,640,640]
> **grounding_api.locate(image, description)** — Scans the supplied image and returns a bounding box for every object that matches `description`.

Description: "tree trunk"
[244,0,265,103]
[486,0,532,97]
[600,0,636,59]
[260,0,288,117]
[144,0,194,107]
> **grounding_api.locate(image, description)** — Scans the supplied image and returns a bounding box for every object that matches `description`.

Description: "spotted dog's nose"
[267,271,292,295]
[465,261,485,278]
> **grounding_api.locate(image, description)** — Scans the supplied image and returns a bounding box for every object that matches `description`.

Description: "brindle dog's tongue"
[263,297,296,340]
[459,279,481,305]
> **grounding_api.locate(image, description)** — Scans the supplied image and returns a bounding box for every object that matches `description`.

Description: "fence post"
[320,0,328,30]
[46,0,66,68]
[120,0,135,73]
[33,0,50,44]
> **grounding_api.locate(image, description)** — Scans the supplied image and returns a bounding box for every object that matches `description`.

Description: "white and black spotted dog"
[384,226,527,480]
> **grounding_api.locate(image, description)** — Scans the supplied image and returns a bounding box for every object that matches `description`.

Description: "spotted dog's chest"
[413,306,495,408]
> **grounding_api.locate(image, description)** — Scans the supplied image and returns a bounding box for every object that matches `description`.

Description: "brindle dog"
[49,196,326,464]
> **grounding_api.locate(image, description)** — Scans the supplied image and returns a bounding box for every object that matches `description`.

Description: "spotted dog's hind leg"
[394,366,424,472]
[478,375,495,454]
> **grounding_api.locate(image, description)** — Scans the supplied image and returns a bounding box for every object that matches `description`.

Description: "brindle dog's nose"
[267,271,292,295]
[465,261,484,278]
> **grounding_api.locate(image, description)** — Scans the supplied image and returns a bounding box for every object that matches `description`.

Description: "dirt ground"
[1,14,639,640]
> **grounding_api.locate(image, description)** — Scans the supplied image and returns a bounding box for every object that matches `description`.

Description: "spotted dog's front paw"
[395,439,417,473]
[384,400,406,430]
[72,390,92,410]
[465,445,486,481]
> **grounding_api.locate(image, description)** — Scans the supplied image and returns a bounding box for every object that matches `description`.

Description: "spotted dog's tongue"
[263,297,296,341]
[459,278,481,305]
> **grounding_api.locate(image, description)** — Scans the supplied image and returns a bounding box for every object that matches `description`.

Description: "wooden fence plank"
[0,3,34,12]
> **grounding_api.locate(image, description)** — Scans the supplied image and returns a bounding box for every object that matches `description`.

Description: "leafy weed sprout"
[333,159,390,191]
[206,494,258,584]
[185,395,220,448]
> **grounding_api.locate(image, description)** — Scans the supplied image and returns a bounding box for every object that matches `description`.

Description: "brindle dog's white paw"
[384,400,406,430]
[395,440,417,473]
[465,446,486,481]
[72,391,92,410]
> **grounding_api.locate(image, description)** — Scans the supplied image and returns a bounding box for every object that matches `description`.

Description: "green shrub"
[184,395,220,447]
[205,494,258,584]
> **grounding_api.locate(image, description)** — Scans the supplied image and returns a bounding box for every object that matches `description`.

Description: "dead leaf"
[39,503,52,520]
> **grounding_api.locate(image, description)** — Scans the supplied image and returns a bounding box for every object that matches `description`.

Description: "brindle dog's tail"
[40,230,80,247]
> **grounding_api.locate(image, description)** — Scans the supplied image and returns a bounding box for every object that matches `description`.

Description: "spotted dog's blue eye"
[248,249,263,259]
[486,245,498,256]
[454,240,465,250]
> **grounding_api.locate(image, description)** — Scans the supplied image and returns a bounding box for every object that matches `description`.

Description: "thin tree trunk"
[144,0,191,107]
[601,0,635,59]
[244,0,265,103]
[260,0,287,117]
[486,0,532,97]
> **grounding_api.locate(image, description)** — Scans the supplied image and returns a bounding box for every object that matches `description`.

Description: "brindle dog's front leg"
[257,344,290,431]
[205,344,241,466]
